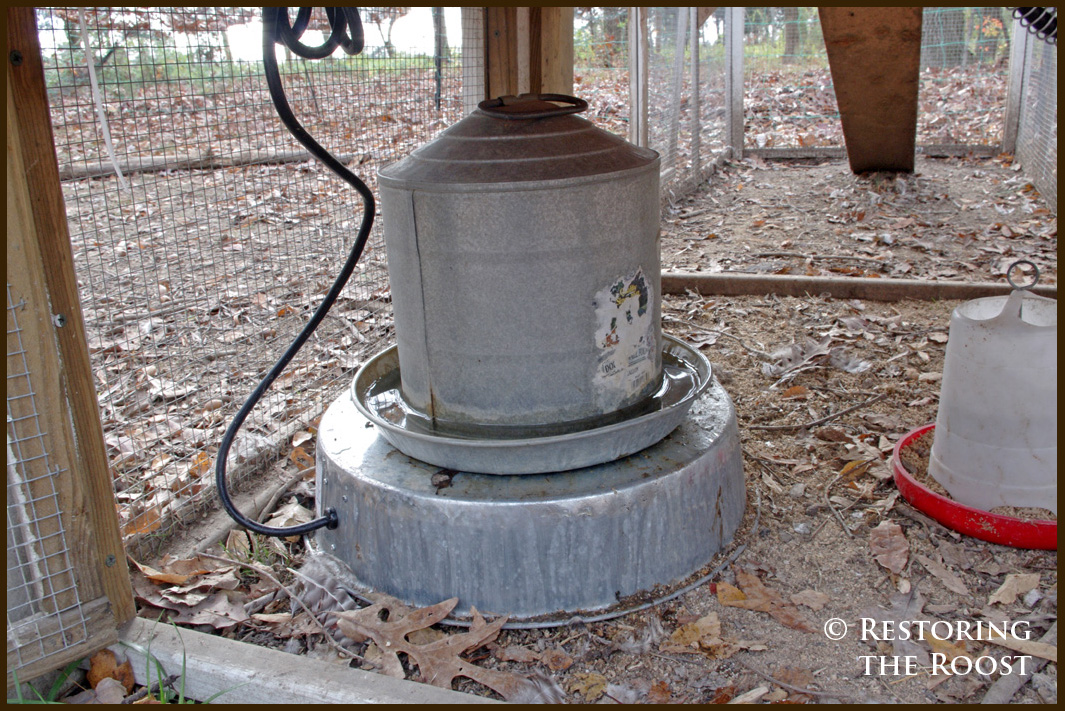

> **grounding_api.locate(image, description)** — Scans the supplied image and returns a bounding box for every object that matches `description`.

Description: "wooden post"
[819,7,923,173]
[485,6,519,99]
[7,7,135,689]
[538,7,574,96]
[725,7,744,159]
[485,6,573,99]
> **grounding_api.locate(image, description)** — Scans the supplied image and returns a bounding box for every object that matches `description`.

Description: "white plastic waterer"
[929,261,1057,514]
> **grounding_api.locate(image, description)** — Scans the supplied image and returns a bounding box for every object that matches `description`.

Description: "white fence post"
[725,6,744,159]
[628,7,649,147]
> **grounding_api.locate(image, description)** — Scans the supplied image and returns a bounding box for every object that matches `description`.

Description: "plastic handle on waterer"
[477,93,589,119]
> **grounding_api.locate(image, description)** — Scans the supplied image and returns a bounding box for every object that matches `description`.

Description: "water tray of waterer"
[352,334,712,475]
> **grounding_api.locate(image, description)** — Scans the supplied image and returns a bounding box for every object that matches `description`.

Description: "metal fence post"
[1001,20,1030,155]
[725,6,744,159]
[628,7,649,148]
[690,6,700,179]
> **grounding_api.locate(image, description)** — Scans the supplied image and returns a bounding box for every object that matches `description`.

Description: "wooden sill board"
[118,617,499,704]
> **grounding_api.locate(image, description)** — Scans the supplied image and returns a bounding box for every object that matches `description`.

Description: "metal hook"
[1005,259,1040,291]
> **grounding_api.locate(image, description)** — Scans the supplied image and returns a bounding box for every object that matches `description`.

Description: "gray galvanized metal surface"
[316,377,745,619]
[378,98,662,428]
[352,336,712,474]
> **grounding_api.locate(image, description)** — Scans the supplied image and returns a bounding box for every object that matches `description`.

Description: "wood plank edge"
[662,272,1057,302]
[118,617,501,704]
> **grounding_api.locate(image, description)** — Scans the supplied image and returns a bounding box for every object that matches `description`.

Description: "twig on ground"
[255,467,315,523]
[121,673,180,704]
[735,660,854,699]
[749,393,887,431]
[196,551,364,662]
[821,473,854,538]
[664,317,774,361]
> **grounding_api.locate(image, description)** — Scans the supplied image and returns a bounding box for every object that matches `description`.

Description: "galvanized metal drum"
[378,94,661,431]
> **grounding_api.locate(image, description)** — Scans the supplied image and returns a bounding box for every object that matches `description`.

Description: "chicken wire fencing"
[1014,27,1057,206]
[36,6,469,558]
[740,7,1013,154]
[7,286,89,681]
[581,8,734,202]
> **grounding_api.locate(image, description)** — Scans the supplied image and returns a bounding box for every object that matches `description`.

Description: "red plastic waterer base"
[892,424,1057,551]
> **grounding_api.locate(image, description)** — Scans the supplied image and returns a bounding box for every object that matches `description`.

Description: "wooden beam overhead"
[484,6,574,100]
[696,7,717,29]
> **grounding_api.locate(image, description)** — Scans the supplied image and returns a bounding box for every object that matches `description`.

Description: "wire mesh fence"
[1015,29,1057,206]
[7,285,89,680]
[740,7,1012,152]
[37,6,466,557]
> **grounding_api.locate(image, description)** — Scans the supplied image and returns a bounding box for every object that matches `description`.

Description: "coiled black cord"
[215,7,375,537]
[1012,7,1057,44]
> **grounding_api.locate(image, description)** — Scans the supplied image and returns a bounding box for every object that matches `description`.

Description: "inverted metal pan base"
[316,379,745,619]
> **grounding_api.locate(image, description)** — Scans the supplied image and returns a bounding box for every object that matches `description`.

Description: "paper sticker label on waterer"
[594,267,656,406]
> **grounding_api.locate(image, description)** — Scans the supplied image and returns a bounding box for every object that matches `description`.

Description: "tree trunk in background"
[783,7,799,63]
[433,7,448,59]
[602,7,624,67]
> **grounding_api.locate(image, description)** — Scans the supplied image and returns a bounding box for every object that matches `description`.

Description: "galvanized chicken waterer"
[315,94,745,620]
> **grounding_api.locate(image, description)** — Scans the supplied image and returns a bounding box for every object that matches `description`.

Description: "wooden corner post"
[7,6,135,689]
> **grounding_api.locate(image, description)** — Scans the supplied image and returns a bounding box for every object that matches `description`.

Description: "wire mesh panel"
[695,11,728,170]
[37,7,467,556]
[739,7,1011,153]
[919,7,1011,147]
[742,7,840,151]
[636,8,730,199]
[7,287,89,680]
[1015,32,1057,206]
[573,7,629,138]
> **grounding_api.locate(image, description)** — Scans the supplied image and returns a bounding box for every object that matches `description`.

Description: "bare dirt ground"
[106,154,1058,705]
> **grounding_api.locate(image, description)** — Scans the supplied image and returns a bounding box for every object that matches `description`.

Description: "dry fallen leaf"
[662,612,722,653]
[790,589,830,611]
[858,589,932,665]
[568,672,608,703]
[334,598,544,702]
[87,648,134,693]
[289,446,315,470]
[870,520,909,574]
[490,643,541,664]
[718,570,814,633]
[927,633,970,664]
[540,647,573,672]
[914,553,970,596]
[988,573,1040,607]
[94,677,129,704]
[646,680,673,704]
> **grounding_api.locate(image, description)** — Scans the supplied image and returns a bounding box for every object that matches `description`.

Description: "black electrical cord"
[215,7,374,537]
[1012,7,1057,44]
